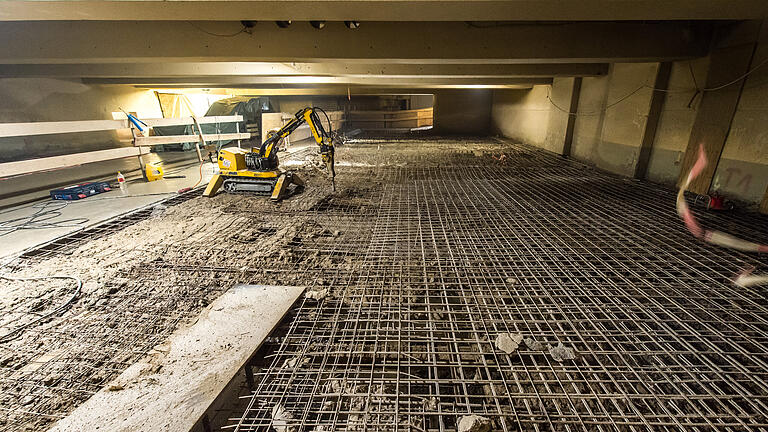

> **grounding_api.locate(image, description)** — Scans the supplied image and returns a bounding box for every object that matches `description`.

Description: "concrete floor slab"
[0,162,214,259]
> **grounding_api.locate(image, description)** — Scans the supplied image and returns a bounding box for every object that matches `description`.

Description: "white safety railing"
[0,115,248,178]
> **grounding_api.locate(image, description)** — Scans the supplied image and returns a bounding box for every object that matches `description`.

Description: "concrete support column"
[677,21,762,194]
[560,77,582,156]
[634,62,672,179]
[761,187,768,214]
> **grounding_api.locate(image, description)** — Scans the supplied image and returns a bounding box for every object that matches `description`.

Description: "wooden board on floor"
[49,284,304,432]
[0,147,149,178]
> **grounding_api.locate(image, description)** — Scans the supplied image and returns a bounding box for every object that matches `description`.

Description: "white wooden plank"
[134,132,250,146]
[141,115,243,128]
[0,116,244,138]
[0,147,148,178]
[49,284,305,432]
[0,119,128,138]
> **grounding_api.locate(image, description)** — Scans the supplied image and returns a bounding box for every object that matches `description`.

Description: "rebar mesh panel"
[230,139,768,431]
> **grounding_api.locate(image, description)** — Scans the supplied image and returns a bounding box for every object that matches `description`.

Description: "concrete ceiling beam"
[149,86,534,95]
[81,76,553,86]
[0,62,609,78]
[0,21,710,64]
[0,1,766,21]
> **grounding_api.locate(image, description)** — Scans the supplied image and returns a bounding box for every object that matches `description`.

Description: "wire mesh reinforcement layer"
[228,139,768,431]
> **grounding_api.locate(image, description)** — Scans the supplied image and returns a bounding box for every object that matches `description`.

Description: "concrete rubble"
[458,414,492,432]
[495,332,524,354]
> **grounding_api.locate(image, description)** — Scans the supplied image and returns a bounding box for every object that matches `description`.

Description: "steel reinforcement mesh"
[228,139,768,431]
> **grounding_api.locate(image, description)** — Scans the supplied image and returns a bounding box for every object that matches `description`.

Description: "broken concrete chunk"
[281,356,309,369]
[549,342,576,361]
[495,332,523,354]
[305,287,329,300]
[107,384,124,391]
[458,414,492,432]
[505,277,517,285]
[424,396,438,411]
[271,403,298,432]
[524,337,545,351]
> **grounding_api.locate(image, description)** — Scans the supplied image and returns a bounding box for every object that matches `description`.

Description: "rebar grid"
[0,151,375,431]
[229,138,768,431]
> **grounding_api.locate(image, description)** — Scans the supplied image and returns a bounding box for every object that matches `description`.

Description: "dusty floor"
[1,136,768,431]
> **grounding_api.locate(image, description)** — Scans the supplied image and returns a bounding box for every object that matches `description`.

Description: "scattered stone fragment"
[108,384,124,391]
[458,414,492,432]
[43,374,60,386]
[524,337,545,351]
[549,342,577,361]
[272,403,298,432]
[305,287,329,300]
[495,332,523,354]
[505,277,517,284]
[424,396,438,411]
[282,356,309,369]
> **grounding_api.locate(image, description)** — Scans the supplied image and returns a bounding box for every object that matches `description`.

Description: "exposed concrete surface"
[646,57,710,185]
[572,63,658,177]
[712,23,768,205]
[490,78,576,154]
[48,284,303,432]
[490,86,551,149]
[0,162,213,258]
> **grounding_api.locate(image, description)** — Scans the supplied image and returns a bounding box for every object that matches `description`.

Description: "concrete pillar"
[560,77,582,156]
[634,62,672,179]
[677,20,762,194]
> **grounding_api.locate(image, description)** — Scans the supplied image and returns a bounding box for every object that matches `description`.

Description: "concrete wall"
[432,90,491,135]
[0,78,196,206]
[490,86,550,148]
[490,78,575,154]
[571,63,658,177]
[710,26,768,204]
[645,58,710,185]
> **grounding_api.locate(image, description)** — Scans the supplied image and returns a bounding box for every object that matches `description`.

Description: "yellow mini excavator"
[203,107,336,200]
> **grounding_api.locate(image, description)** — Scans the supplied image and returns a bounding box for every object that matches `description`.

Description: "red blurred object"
[707,194,732,211]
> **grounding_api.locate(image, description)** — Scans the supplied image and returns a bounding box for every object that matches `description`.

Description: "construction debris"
[305,286,329,300]
[458,414,492,432]
[523,337,545,351]
[270,403,297,432]
[549,342,576,361]
[495,332,523,354]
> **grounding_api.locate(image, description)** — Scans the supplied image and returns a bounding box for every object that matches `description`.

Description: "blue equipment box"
[50,182,113,200]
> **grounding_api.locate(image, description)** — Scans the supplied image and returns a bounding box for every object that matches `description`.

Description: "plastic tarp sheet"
[153,97,274,152]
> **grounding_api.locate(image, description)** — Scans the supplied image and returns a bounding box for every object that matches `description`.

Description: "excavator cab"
[203,107,335,200]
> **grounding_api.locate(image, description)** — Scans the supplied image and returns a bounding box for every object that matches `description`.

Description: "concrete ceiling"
[0,5,729,97]
[0,62,609,78]
[0,0,766,21]
[0,21,709,64]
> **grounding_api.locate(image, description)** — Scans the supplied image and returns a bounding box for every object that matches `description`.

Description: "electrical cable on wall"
[186,21,248,37]
[547,56,768,117]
